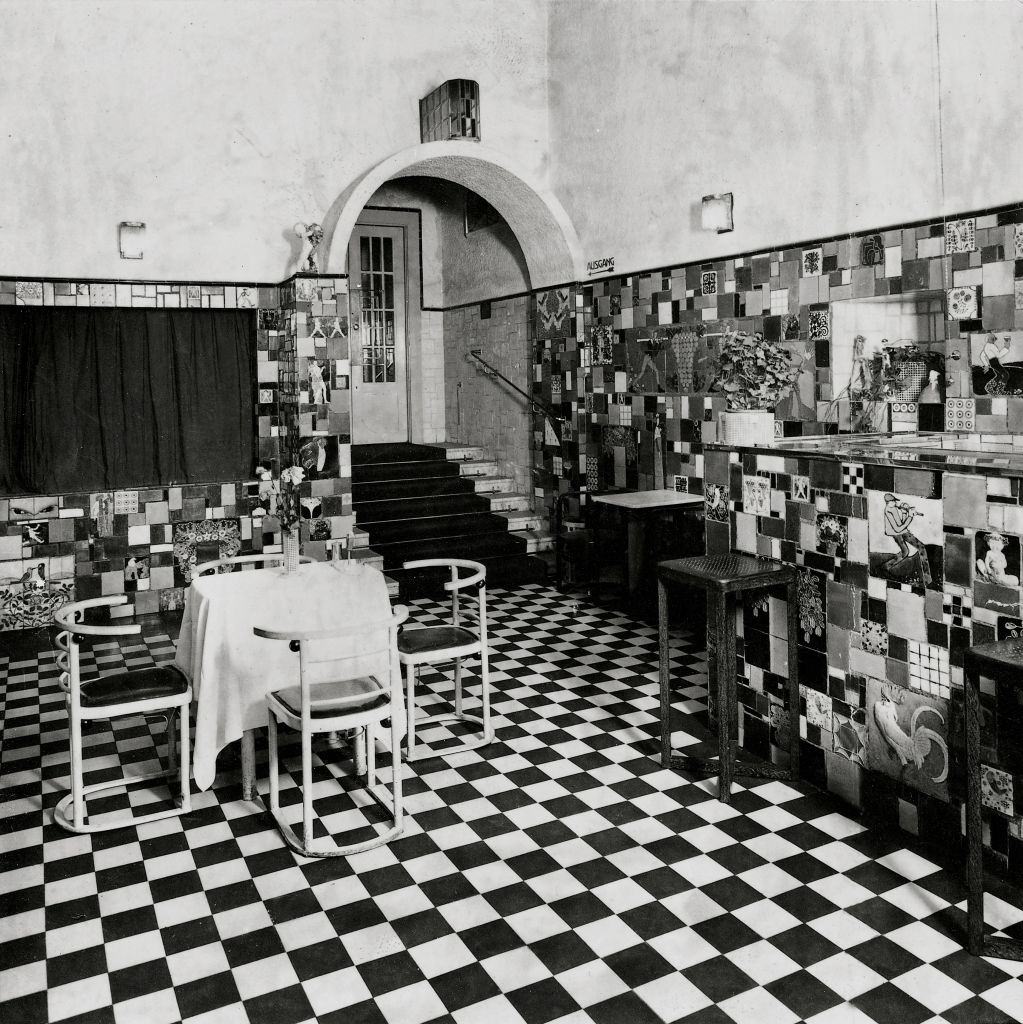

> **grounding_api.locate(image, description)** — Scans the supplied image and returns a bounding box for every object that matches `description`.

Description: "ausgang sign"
[586,256,615,277]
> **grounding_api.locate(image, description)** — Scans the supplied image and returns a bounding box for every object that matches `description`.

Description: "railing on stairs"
[468,349,562,445]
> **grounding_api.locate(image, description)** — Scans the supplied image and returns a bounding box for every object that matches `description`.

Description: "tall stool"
[658,554,800,803]
[964,640,1023,961]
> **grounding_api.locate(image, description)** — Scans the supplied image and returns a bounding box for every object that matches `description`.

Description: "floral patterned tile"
[803,248,823,276]
[947,285,978,321]
[945,218,976,254]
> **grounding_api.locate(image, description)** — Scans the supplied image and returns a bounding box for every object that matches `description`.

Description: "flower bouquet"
[256,464,306,572]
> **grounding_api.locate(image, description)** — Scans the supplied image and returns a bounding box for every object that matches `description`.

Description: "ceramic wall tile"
[802,248,823,276]
[945,218,976,254]
[968,330,1023,396]
[865,678,949,801]
[981,764,1014,816]
[743,475,770,517]
[867,491,942,589]
[945,397,975,430]
[947,285,979,321]
[833,706,868,765]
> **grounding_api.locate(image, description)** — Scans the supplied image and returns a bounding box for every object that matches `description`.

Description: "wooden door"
[348,226,408,443]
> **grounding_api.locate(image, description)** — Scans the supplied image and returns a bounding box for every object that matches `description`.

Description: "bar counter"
[708,430,1023,476]
[699,430,1023,874]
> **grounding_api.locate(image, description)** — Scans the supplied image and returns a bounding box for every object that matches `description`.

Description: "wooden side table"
[658,553,800,803]
[964,640,1023,961]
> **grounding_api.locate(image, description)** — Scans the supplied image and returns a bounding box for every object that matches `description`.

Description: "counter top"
[705,431,1023,475]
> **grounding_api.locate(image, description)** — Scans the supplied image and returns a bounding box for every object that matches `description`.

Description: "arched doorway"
[323,143,585,444]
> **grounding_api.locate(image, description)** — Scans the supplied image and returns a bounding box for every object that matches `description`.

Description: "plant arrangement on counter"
[707,329,801,444]
[827,336,944,433]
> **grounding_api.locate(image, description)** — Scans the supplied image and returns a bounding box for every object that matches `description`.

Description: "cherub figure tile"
[975,529,1020,589]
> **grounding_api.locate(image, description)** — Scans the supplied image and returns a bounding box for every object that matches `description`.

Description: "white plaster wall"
[547,0,1023,277]
[0,0,551,281]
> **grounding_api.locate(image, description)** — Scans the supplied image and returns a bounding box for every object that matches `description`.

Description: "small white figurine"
[294,221,324,273]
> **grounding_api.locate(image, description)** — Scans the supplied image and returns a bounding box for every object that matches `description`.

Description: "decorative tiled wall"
[527,199,1023,874]
[0,273,354,630]
[531,200,1023,521]
[703,443,1023,879]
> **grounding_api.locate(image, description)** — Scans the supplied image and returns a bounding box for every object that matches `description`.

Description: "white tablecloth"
[174,560,397,791]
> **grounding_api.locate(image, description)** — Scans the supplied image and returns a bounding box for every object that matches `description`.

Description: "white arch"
[320,141,584,287]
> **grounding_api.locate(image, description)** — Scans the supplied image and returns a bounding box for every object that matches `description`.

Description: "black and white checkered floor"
[3,582,1023,1024]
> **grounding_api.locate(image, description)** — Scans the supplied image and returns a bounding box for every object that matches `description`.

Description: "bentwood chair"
[52,596,192,833]
[194,553,314,576]
[254,604,408,857]
[397,559,493,761]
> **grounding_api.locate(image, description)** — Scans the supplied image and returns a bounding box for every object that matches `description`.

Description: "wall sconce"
[701,193,733,233]
[118,221,145,259]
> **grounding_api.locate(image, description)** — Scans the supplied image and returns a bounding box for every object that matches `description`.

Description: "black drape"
[0,307,256,494]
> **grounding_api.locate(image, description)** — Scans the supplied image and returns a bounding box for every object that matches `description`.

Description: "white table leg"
[241,729,257,800]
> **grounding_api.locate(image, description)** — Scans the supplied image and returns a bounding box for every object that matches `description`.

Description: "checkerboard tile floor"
[3,582,1023,1024]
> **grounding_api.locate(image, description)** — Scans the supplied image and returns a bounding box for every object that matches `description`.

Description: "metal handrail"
[468,349,562,443]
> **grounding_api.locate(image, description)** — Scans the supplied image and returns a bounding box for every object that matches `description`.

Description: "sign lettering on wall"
[586,256,615,277]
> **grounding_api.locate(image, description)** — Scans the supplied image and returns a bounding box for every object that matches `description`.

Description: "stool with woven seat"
[964,640,1023,961]
[658,553,800,803]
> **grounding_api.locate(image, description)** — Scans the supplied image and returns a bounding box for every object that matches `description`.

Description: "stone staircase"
[350,442,550,598]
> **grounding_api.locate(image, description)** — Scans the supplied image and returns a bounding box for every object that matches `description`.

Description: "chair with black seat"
[553,490,627,599]
[52,595,192,833]
[194,553,314,576]
[254,603,408,857]
[397,558,492,762]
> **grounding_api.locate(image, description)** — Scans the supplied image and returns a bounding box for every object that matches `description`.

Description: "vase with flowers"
[256,463,306,573]
[707,329,801,445]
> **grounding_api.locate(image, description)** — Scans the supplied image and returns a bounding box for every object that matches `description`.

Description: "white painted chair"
[52,595,191,834]
[397,559,493,761]
[254,603,408,857]
[194,553,314,576]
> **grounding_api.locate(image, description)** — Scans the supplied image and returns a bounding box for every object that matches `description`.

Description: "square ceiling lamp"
[420,79,480,143]
[701,193,733,233]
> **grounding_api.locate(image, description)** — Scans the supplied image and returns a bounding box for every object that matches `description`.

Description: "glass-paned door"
[348,225,408,442]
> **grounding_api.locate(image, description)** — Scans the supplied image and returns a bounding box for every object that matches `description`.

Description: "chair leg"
[391,707,403,827]
[179,704,191,813]
[454,658,463,717]
[406,662,418,762]
[785,579,801,782]
[658,576,671,766]
[268,713,280,815]
[965,664,985,955]
[301,722,314,853]
[354,729,367,776]
[70,707,85,829]
[366,724,376,786]
[480,644,491,743]
[715,591,735,803]
[165,709,178,775]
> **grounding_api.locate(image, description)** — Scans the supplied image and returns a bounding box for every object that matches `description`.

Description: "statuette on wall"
[294,221,324,273]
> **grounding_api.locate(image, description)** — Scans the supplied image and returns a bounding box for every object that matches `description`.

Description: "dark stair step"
[392,552,548,599]
[352,442,448,466]
[353,459,462,484]
[353,475,478,502]
[371,530,526,570]
[355,492,491,524]
[364,512,510,545]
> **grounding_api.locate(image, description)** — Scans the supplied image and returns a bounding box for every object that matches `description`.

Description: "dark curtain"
[0,307,256,494]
